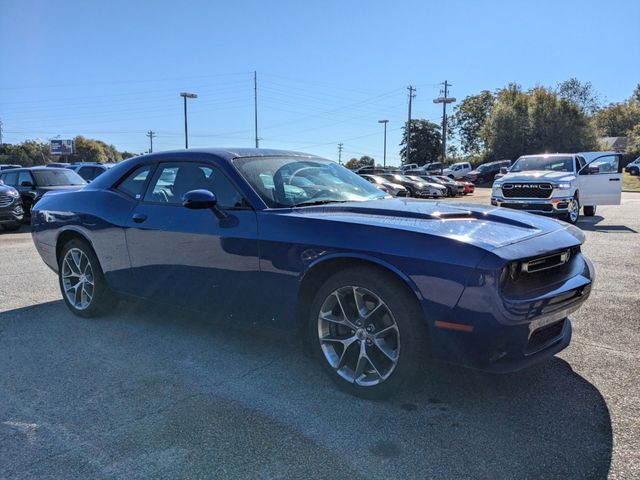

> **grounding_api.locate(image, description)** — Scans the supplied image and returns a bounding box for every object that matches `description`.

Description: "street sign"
[50,139,75,156]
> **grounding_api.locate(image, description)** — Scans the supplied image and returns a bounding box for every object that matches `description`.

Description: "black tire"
[630,167,639,176]
[3,222,21,231]
[307,266,429,399]
[58,238,117,318]
[583,205,597,216]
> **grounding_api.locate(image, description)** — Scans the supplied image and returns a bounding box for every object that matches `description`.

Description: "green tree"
[450,90,495,155]
[343,155,374,170]
[482,84,529,160]
[399,119,441,165]
[557,78,601,115]
[594,102,640,137]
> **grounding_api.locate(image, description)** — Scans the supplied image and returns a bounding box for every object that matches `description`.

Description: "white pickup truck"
[442,161,472,179]
[491,152,622,224]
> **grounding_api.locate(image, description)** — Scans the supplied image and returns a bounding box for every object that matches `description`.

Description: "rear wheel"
[308,266,428,399]
[583,205,597,217]
[58,238,117,318]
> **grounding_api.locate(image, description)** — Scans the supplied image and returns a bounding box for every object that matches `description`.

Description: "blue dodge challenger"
[31,149,593,398]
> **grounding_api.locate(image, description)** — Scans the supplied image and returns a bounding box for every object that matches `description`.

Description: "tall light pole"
[433,81,455,168]
[378,119,388,168]
[180,92,198,149]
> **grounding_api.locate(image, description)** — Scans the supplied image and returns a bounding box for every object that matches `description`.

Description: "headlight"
[7,189,19,198]
[556,183,571,190]
[493,183,502,189]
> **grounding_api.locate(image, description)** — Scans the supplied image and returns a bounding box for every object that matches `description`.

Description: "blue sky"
[1,0,639,165]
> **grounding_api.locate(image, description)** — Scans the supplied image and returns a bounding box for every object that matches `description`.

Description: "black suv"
[0,181,24,231]
[0,167,86,219]
[464,159,511,184]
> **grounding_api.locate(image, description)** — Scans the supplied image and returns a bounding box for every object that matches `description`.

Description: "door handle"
[609,178,620,181]
[132,213,147,223]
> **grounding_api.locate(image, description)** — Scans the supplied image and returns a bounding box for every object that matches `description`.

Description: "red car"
[462,181,475,195]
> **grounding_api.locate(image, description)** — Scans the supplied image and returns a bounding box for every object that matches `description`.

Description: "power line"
[146,130,156,153]
[406,85,416,165]
[254,71,259,148]
[433,80,456,163]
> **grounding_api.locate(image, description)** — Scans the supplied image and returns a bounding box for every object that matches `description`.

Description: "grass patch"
[622,172,640,192]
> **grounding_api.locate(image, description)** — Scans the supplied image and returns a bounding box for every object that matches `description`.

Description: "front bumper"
[491,194,573,215]
[0,203,24,224]
[428,249,593,373]
[418,190,446,198]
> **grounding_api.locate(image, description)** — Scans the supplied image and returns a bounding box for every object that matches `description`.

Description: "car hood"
[499,170,575,183]
[281,198,582,251]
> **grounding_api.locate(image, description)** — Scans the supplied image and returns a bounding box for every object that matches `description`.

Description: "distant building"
[599,137,629,153]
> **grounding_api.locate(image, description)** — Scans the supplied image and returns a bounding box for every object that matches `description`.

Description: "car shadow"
[578,215,637,233]
[1,300,613,479]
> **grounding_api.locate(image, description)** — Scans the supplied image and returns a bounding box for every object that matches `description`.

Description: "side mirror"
[499,167,509,174]
[581,165,600,175]
[182,189,227,219]
[20,180,34,187]
[182,189,217,209]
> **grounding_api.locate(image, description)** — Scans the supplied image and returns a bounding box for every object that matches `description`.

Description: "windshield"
[232,156,385,207]
[32,169,86,186]
[510,156,573,173]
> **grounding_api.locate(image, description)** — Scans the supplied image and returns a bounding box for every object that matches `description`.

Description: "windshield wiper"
[291,199,346,207]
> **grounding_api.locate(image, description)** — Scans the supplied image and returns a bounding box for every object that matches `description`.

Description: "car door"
[11,170,37,212]
[124,159,261,319]
[577,154,622,206]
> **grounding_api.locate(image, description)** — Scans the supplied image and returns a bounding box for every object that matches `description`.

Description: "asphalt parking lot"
[1,190,638,479]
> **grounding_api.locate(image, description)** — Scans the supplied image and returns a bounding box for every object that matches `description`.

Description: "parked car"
[491,152,622,224]
[31,148,594,399]
[408,173,461,197]
[423,162,444,174]
[442,162,472,179]
[433,175,467,196]
[0,180,24,231]
[465,160,512,184]
[354,166,387,175]
[0,164,22,171]
[624,156,640,176]
[46,162,71,168]
[0,167,86,219]
[399,163,419,172]
[378,173,446,198]
[66,162,115,182]
[403,174,452,198]
[360,174,409,197]
[460,180,475,195]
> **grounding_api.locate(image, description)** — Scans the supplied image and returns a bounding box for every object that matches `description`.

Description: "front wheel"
[58,239,117,318]
[308,266,428,399]
[563,196,580,224]
[583,205,597,217]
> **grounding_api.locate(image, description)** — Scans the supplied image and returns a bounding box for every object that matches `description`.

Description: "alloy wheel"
[317,286,400,386]
[568,198,579,223]
[61,248,94,310]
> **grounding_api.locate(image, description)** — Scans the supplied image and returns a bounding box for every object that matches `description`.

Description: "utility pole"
[405,85,416,165]
[180,92,198,149]
[146,130,156,153]
[254,71,259,148]
[0,119,3,144]
[378,120,389,167]
[433,80,456,167]
[338,143,343,165]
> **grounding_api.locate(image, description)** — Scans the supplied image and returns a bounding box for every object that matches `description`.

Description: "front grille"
[501,202,553,212]
[396,190,409,197]
[502,183,553,198]
[527,319,566,353]
[0,193,15,207]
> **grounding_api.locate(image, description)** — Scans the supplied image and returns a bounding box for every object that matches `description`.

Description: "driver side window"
[144,162,245,209]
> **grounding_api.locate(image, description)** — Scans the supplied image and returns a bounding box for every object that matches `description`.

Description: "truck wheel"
[584,205,597,217]
[564,196,580,224]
